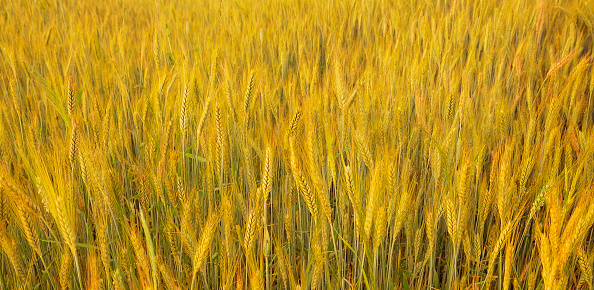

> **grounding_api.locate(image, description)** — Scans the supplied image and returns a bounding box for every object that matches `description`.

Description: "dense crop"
[1,0,594,289]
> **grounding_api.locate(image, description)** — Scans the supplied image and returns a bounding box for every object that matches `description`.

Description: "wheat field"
[1,0,594,289]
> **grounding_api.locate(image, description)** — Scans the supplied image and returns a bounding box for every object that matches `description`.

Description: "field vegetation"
[1,0,594,289]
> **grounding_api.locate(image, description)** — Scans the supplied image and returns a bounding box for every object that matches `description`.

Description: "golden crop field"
[1,0,594,289]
